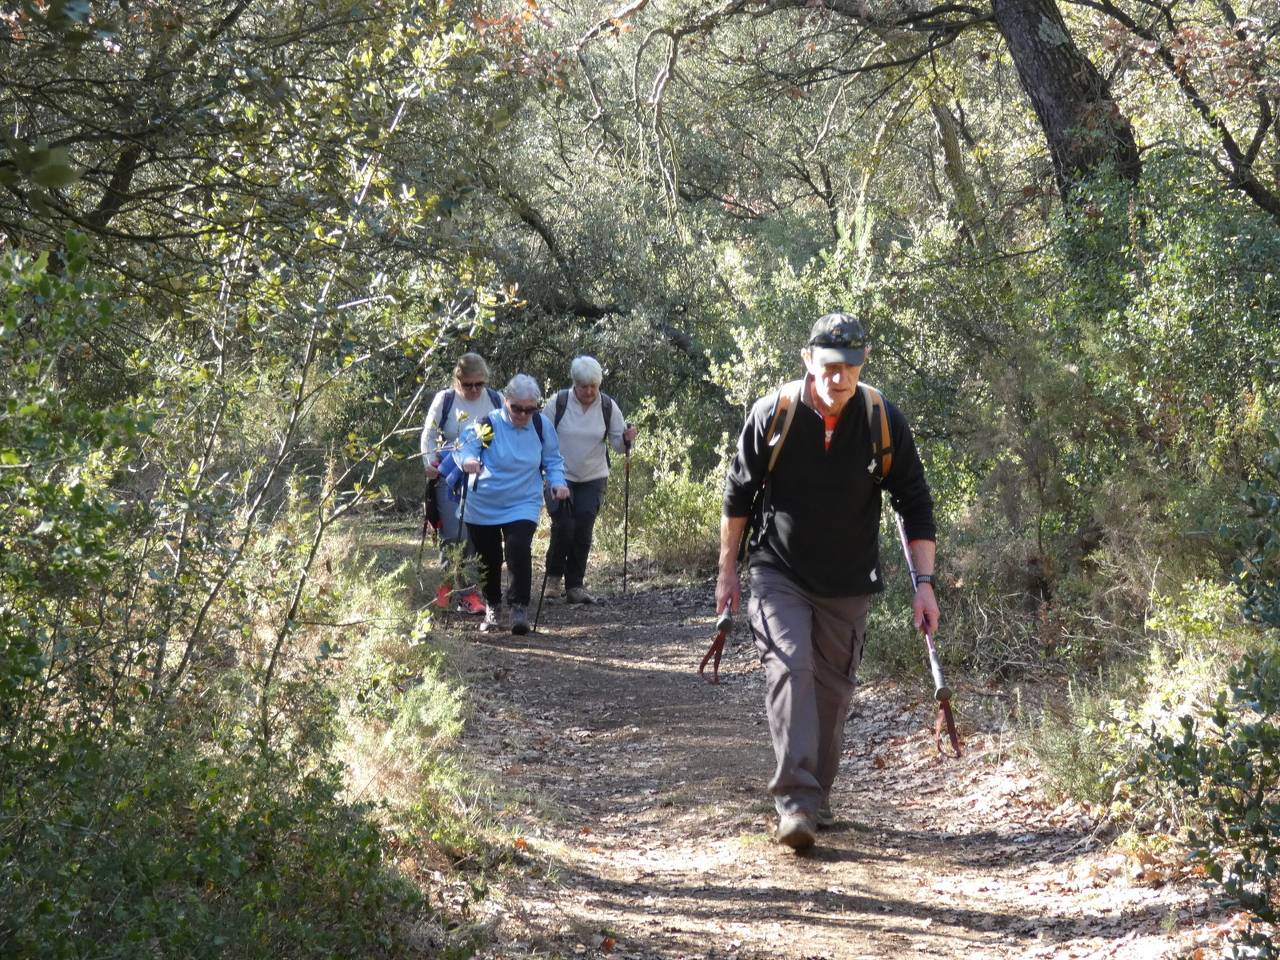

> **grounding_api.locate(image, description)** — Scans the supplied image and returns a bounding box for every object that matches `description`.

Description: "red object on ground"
[435,583,452,609]
[457,590,486,615]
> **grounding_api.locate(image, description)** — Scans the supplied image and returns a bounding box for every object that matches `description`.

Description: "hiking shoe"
[545,575,563,599]
[435,582,452,609]
[511,605,529,636]
[776,812,816,850]
[817,800,836,829]
[566,586,596,604]
[456,589,486,615]
[479,605,500,633]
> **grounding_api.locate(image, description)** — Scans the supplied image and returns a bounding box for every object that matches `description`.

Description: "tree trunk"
[930,99,991,252]
[992,0,1141,202]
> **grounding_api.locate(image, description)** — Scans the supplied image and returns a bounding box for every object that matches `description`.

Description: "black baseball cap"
[806,312,868,366]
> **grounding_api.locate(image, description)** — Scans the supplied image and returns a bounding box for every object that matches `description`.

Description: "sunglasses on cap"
[807,317,867,349]
[509,403,541,415]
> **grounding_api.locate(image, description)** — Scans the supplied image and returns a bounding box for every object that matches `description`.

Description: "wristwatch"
[914,573,936,587]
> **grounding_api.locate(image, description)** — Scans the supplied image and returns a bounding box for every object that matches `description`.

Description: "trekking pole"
[416,476,431,577]
[534,492,567,632]
[622,424,632,595]
[893,511,961,758]
[533,543,550,633]
[455,468,470,604]
[698,609,732,684]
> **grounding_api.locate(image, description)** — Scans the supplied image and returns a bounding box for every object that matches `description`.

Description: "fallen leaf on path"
[1209,911,1258,939]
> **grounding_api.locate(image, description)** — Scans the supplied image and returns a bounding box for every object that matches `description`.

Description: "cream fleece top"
[555,391,627,483]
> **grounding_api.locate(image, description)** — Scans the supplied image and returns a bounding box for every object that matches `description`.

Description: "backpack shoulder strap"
[464,412,495,492]
[436,388,455,429]
[533,411,544,443]
[486,386,502,408]
[554,389,570,428]
[742,379,801,564]
[599,393,615,466]
[859,383,893,482]
[600,393,614,441]
[765,379,805,474]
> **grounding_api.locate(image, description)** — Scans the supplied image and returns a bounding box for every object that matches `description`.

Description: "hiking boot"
[479,605,500,633]
[510,605,529,636]
[776,812,816,850]
[566,586,596,604]
[456,589,486,615]
[545,575,563,599]
[816,799,836,829]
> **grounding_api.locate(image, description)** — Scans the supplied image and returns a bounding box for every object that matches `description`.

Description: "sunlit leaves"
[1146,646,1280,956]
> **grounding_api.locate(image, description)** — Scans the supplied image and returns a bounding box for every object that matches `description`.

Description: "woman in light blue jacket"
[458,374,569,635]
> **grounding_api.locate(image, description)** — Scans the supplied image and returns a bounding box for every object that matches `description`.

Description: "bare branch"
[1066,0,1280,219]
[575,0,653,51]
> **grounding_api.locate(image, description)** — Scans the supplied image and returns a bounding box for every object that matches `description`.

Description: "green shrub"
[1016,579,1268,836]
[1142,425,1280,957]
[1026,680,1133,810]
[0,246,439,958]
[0,722,420,959]
[592,397,723,574]
[1147,653,1280,956]
[1237,429,1280,630]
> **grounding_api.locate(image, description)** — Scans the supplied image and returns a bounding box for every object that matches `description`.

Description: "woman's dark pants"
[466,520,537,606]
[546,478,607,590]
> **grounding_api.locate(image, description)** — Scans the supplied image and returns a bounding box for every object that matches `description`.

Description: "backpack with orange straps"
[762,379,893,478]
[741,380,894,559]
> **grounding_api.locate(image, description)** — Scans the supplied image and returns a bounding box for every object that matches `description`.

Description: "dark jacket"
[723,379,935,597]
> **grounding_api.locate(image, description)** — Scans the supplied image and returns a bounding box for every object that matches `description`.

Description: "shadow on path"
[451,581,1214,960]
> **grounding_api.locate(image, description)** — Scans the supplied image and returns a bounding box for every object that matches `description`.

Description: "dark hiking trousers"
[747,564,871,817]
[546,477,607,590]
[467,519,536,607]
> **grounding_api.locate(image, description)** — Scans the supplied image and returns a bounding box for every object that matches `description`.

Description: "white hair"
[570,355,603,386]
[503,373,542,403]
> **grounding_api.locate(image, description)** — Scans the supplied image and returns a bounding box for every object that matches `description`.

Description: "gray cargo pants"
[747,565,871,817]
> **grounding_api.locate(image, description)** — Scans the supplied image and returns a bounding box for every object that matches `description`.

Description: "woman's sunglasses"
[461,380,486,389]
[509,403,541,415]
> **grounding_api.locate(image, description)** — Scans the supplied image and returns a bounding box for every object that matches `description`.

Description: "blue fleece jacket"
[457,409,566,525]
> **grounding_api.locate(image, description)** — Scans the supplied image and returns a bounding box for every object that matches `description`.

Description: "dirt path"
[450,580,1224,960]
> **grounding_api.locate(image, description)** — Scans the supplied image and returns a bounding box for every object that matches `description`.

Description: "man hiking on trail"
[716,312,939,852]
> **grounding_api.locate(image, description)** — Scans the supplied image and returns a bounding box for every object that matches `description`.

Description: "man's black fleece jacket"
[723,379,936,597]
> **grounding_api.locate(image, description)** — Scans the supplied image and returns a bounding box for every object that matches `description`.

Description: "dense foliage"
[2,2,496,953]
[1144,435,1280,957]
[2,0,1279,955]
[1151,652,1280,957]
